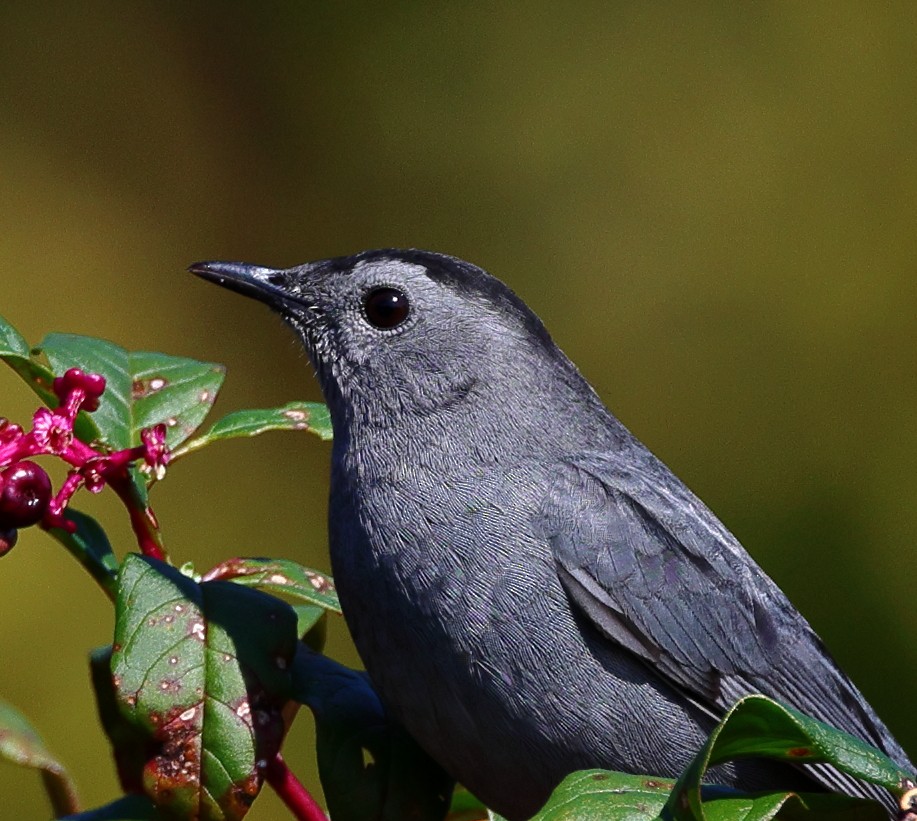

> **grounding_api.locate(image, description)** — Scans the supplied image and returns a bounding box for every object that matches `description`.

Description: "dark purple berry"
[0,461,53,528]
[0,528,17,556]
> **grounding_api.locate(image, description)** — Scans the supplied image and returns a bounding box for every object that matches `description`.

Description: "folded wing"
[538,449,910,798]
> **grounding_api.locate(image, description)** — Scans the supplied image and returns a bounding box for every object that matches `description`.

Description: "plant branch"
[266,754,327,821]
[111,479,166,562]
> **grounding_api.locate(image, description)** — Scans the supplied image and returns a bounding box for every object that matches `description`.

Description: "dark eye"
[363,287,410,329]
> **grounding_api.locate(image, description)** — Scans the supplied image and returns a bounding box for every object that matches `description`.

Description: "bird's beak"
[189,260,294,309]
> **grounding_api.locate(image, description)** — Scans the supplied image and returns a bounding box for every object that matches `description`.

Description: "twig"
[266,753,327,821]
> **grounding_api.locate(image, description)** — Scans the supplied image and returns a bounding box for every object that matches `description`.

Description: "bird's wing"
[538,449,906,766]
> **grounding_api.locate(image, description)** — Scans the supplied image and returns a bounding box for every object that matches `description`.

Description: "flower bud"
[53,368,106,412]
[83,372,107,398]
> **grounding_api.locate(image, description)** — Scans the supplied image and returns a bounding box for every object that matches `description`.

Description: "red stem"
[111,477,167,561]
[265,754,327,821]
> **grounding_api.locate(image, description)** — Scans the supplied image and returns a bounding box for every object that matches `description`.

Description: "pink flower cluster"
[0,368,169,554]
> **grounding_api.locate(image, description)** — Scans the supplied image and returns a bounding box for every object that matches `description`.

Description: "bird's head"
[191,250,609,453]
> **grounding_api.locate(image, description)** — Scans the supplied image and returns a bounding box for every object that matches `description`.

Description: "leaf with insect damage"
[111,554,298,820]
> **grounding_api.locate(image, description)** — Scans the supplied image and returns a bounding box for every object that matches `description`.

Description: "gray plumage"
[192,250,912,819]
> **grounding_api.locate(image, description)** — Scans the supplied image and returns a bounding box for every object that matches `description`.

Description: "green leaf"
[40,333,133,447]
[666,694,910,820]
[89,646,151,797]
[526,770,672,821]
[522,692,911,821]
[291,605,328,651]
[0,696,80,817]
[524,771,886,821]
[172,401,332,459]
[112,554,299,820]
[38,334,225,451]
[46,509,119,598]
[446,787,493,821]
[0,312,30,358]
[696,790,886,820]
[0,313,57,406]
[129,350,225,449]
[202,557,341,614]
[58,794,164,820]
[291,646,454,821]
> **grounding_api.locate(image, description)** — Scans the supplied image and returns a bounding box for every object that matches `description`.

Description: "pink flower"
[0,419,23,447]
[31,408,74,454]
[0,367,168,553]
[140,424,169,480]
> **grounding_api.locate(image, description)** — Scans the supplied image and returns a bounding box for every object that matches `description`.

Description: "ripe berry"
[0,528,17,556]
[0,461,53,528]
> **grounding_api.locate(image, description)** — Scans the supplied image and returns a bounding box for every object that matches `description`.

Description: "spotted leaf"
[666,694,910,820]
[202,557,340,614]
[111,554,298,820]
[38,335,224,451]
[525,770,884,821]
[129,350,225,450]
[172,402,332,460]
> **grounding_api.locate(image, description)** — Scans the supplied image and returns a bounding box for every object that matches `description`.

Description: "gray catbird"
[192,250,912,819]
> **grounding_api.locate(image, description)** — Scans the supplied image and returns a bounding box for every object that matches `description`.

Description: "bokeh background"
[1,4,916,817]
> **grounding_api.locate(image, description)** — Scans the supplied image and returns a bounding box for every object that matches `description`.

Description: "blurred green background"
[1,3,916,818]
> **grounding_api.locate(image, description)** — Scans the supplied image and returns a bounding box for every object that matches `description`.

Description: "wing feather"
[538,450,910,798]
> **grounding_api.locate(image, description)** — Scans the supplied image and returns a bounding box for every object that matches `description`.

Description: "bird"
[191,250,912,819]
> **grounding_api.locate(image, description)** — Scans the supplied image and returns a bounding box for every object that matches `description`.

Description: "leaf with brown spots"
[37,335,225,452]
[170,401,332,460]
[111,554,298,820]
[524,770,886,820]
[130,351,225,450]
[688,791,886,821]
[516,693,911,820]
[521,770,672,820]
[202,557,341,614]
[90,645,153,796]
[665,694,909,820]
[0,696,79,818]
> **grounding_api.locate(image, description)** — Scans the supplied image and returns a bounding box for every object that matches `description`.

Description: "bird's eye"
[363,287,410,329]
